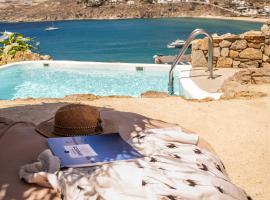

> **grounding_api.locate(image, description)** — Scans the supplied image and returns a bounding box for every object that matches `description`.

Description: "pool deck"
[189,67,239,93]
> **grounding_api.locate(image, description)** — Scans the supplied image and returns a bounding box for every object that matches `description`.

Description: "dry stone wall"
[192,20,270,69]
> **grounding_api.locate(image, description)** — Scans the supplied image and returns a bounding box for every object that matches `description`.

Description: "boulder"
[262,63,270,68]
[213,37,223,44]
[264,45,270,56]
[221,48,229,57]
[263,54,269,62]
[239,48,263,60]
[234,58,250,62]
[40,55,51,60]
[248,43,263,49]
[191,50,208,67]
[213,47,220,57]
[244,36,265,43]
[239,61,259,68]
[217,57,233,68]
[231,40,248,50]
[14,51,24,62]
[229,50,239,58]
[242,30,262,36]
[192,39,200,50]
[261,24,270,35]
[222,34,241,42]
[23,52,41,61]
[242,31,264,43]
[221,80,249,99]
[233,60,240,68]
[265,38,270,45]
[192,38,209,51]
[219,40,232,48]
[0,50,52,66]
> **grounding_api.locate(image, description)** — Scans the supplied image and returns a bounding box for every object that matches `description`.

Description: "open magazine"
[48,133,143,168]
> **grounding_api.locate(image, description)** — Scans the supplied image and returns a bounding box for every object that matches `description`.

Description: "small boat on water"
[167,39,192,49]
[45,22,60,31]
[167,39,185,49]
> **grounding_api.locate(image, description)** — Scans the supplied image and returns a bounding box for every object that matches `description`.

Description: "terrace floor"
[0,84,269,200]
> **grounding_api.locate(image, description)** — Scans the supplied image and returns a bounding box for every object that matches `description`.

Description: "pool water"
[0,63,179,100]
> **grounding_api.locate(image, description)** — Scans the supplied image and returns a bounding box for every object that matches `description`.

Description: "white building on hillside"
[265,6,270,14]
[0,0,48,8]
[231,0,246,7]
[157,0,209,4]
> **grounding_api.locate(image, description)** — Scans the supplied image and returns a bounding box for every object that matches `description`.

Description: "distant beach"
[193,15,267,23]
[0,15,268,24]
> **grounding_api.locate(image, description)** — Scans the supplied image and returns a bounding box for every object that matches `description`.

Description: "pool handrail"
[168,29,214,95]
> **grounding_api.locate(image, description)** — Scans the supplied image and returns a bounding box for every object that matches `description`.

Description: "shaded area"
[0,101,218,200]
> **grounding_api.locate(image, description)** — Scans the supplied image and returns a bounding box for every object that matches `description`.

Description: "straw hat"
[36,104,118,138]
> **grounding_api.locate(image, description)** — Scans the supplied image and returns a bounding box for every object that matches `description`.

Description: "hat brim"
[36,117,118,138]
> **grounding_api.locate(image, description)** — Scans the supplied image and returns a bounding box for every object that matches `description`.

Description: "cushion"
[0,118,61,200]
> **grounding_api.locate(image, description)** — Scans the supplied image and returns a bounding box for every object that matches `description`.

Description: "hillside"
[0,0,237,22]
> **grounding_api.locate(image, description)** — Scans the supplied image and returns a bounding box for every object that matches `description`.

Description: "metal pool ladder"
[168,29,214,95]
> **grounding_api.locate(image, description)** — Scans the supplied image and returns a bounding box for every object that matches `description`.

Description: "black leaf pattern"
[166,184,176,190]
[194,148,202,154]
[216,164,223,172]
[150,157,157,162]
[221,161,226,169]
[216,186,224,193]
[173,154,181,159]
[185,179,197,187]
[164,195,176,200]
[142,180,147,186]
[167,143,177,148]
[77,185,84,190]
[198,163,208,171]
[139,135,146,139]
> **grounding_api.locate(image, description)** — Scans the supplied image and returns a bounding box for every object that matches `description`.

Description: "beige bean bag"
[0,111,217,200]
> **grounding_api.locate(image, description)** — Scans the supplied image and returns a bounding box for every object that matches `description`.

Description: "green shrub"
[0,32,37,59]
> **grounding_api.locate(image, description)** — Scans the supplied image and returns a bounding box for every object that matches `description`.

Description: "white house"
[157,0,209,4]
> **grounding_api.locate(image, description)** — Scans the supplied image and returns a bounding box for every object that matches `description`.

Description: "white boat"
[45,22,60,31]
[167,39,187,49]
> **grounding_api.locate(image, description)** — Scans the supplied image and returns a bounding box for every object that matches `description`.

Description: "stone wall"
[192,20,270,69]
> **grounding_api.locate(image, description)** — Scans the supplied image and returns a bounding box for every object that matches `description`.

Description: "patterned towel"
[20,127,249,200]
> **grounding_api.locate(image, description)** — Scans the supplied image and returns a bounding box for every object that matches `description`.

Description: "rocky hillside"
[0,0,48,8]
[0,0,236,22]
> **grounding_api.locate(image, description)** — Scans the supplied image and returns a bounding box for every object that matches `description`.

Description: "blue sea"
[0,18,262,63]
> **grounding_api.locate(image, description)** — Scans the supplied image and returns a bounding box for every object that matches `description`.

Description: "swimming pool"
[0,61,182,100]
